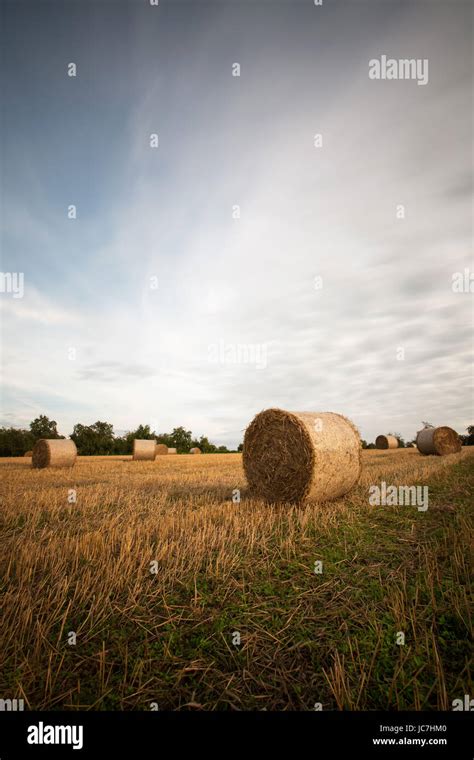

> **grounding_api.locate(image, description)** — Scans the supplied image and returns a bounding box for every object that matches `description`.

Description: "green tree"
[30,415,61,441]
[71,421,115,455]
[195,435,217,453]
[131,424,155,440]
[0,427,35,456]
[112,435,129,455]
[155,432,173,448]
[123,424,156,452]
[463,425,474,446]
[169,426,192,453]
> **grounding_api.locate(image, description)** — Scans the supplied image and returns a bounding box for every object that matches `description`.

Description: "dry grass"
[0,448,472,711]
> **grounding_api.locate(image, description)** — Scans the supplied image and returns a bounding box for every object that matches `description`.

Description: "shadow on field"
[0,462,31,469]
[163,483,317,510]
[164,483,248,504]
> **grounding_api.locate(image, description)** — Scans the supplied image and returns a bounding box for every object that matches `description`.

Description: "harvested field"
[0,449,472,711]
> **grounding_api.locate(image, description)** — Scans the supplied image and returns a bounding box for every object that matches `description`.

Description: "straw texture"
[133,440,156,461]
[416,426,461,456]
[32,439,77,469]
[375,435,399,450]
[243,408,361,504]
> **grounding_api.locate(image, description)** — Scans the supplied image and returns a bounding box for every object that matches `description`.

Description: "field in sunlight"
[0,449,472,710]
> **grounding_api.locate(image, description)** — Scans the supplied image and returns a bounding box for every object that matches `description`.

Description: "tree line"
[0,416,472,457]
[0,416,239,456]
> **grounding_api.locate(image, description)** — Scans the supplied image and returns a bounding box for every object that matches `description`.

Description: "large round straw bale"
[416,426,461,456]
[24,450,33,457]
[155,443,168,456]
[32,439,77,469]
[189,447,201,455]
[168,448,177,454]
[243,408,361,504]
[375,434,399,450]
[133,439,156,461]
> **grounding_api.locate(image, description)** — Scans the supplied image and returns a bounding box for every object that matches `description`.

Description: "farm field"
[0,449,472,711]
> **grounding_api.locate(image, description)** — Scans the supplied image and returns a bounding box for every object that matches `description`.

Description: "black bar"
[0,711,472,758]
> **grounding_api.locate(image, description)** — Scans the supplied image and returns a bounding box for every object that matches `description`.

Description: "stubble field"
[0,449,472,710]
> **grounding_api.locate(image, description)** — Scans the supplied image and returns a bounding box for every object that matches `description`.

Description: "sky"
[0,0,472,448]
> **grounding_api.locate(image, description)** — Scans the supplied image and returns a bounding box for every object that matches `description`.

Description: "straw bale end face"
[32,439,77,468]
[243,408,361,505]
[155,444,168,456]
[189,447,201,455]
[416,426,461,456]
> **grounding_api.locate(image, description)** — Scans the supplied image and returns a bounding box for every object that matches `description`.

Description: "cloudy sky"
[1,0,472,448]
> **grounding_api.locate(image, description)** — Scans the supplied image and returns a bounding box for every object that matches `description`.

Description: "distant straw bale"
[133,440,156,461]
[416,426,461,456]
[375,435,399,450]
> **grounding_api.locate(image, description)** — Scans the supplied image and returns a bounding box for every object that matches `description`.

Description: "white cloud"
[1,1,472,445]
[0,287,83,325]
